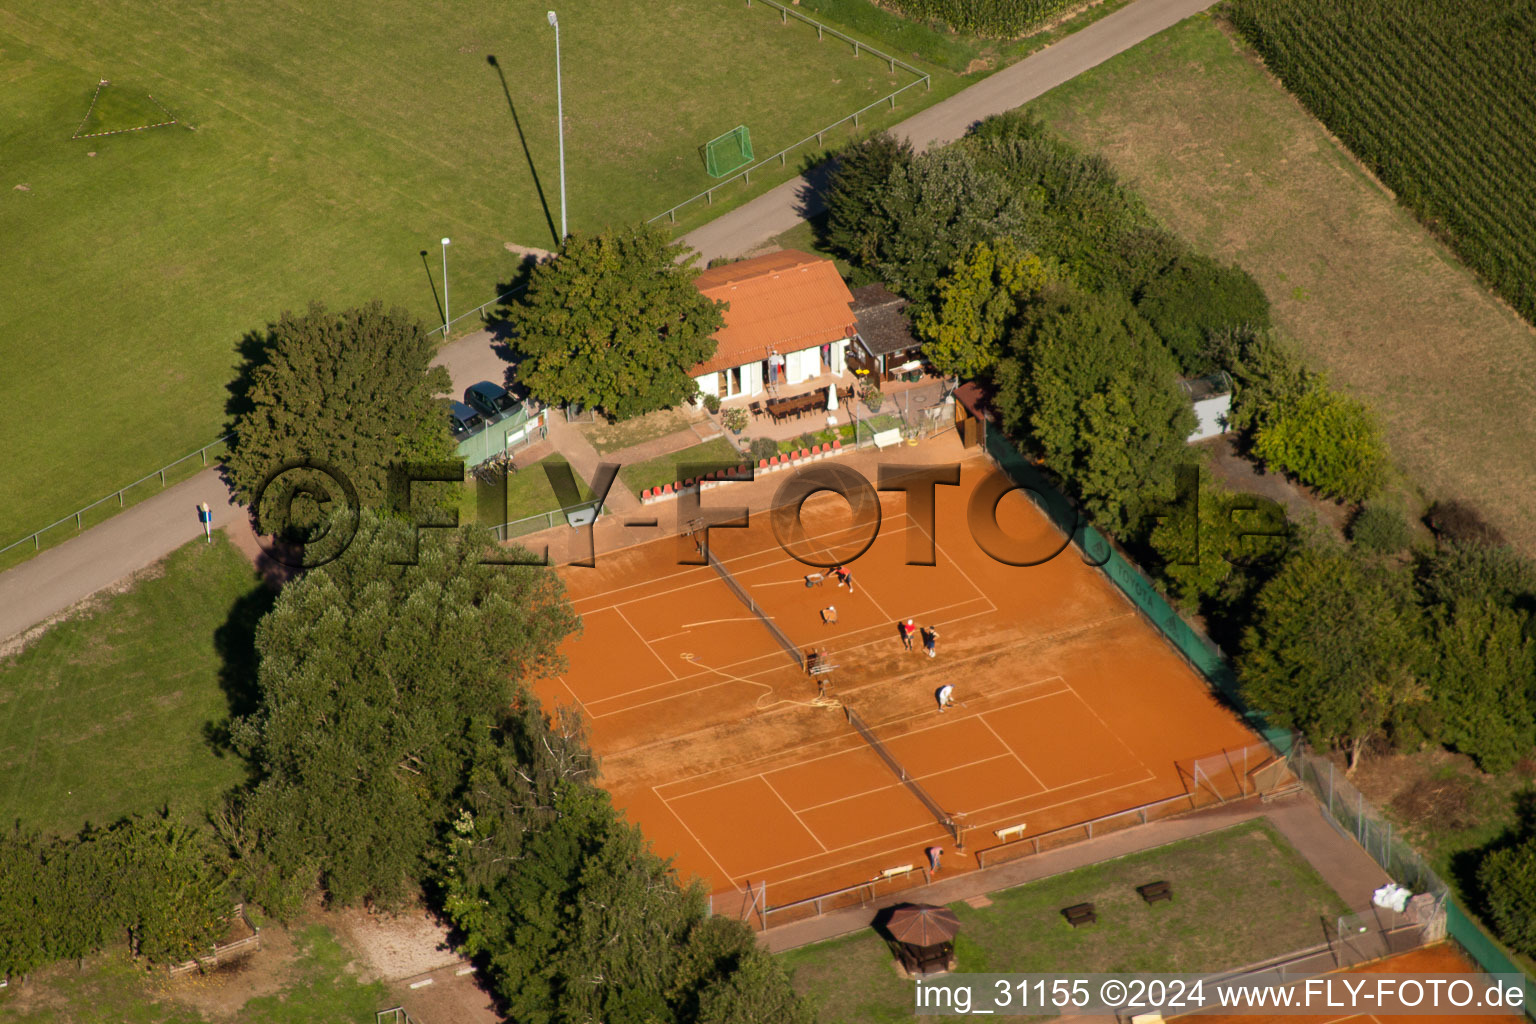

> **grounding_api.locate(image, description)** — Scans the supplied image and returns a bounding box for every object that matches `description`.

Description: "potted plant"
[703,393,721,414]
[722,408,748,434]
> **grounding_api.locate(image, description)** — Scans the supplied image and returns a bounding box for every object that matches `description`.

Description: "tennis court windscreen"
[845,706,960,844]
[705,547,805,670]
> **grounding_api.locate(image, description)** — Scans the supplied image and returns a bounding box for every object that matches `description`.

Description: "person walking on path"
[926,845,944,873]
[197,502,213,543]
[900,618,916,651]
[923,626,939,659]
[935,684,955,712]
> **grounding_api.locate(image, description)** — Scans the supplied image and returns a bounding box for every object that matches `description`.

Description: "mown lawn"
[618,437,745,497]
[580,408,705,456]
[781,820,1346,1023]
[0,0,948,548]
[0,535,265,836]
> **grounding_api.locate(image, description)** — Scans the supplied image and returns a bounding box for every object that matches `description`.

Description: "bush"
[1136,253,1272,374]
[721,408,747,433]
[1349,500,1412,554]
[1478,836,1536,955]
[1419,539,1536,607]
[1253,382,1388,502]
[702,393,721,414]
[748,437,778,462]
[1425,500,1505,547]
[1426,599,1535,774]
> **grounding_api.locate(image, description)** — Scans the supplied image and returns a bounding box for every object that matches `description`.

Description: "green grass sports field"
[0,0,932,544]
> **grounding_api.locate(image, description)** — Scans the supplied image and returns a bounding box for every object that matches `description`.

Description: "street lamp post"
[547,10,567,241]
[440,237,451,335]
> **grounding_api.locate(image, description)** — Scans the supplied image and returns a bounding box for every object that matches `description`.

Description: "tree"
[913,238,1056,379]
[1,817,232,976]
[1204,326,1312,436]
[1148,471,1289,607]
[1426,600,1535,774]
[1240,545,1426,771]
[963,111,1184,299]
[833,145,1028,299]
[232,510,577,906]
[1478,836,1536,955]
[1136,252,1272,373]
[511,225,725,418]
[825,133,914,269]
[227,302,453,507]
[995,284,1194,534]
[438,707,813,1024]
[1253,381,1389,502]
[1349,499,1412,555]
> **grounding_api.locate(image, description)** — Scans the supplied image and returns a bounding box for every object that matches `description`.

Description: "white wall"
[1187,394,1232,442]
[694,371,719,400]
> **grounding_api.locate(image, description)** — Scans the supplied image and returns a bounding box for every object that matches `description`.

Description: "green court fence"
[983,424,1535,1011]
[1446,902,1536,1020]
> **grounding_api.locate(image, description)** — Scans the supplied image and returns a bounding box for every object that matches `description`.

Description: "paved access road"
[0,469,241,646]
[680,0,1220,266]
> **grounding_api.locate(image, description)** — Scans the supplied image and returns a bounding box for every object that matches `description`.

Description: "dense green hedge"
[0,818,230,977]
[880,0,1079,38]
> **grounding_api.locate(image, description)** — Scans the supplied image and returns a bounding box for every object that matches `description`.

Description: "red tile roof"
[690,250,857,377]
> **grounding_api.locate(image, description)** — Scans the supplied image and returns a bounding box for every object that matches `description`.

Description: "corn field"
[1228,0,1536,325]
[881,0,1078,38]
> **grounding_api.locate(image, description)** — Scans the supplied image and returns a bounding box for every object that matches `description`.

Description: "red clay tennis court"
[535,449,1265,911]
[1178,942,1527,1023]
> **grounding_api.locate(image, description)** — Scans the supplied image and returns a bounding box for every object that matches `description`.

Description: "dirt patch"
[329,903,460,982]
[1200,435,1348,537]
[1389,773,1476,835]
[152,921,297,1020]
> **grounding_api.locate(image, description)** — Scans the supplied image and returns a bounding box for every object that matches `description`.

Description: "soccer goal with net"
[702,125,753,178]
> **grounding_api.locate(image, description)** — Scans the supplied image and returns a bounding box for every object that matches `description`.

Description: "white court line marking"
[1063,677,1157,779]
[734,771,1156,888]
[979,715,1047,793]
[793,751,1021,816]
[582,590,1005,722]
[652,785,738,887]
[584,654,789,719]
[762,773,829,853]
[549,675,587,712]
[650,677,1069,798]
[614,605,678,683]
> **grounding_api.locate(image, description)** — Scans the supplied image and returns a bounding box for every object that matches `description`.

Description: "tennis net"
[845,706,960,844]
[705,547,805,671]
